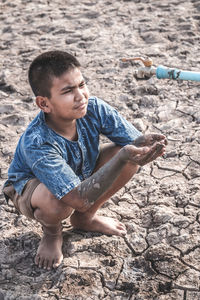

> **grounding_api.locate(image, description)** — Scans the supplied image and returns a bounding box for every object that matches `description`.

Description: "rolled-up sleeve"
[95,98,142,145]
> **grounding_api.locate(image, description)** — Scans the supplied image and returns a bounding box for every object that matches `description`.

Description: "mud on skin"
[0,0,200,299]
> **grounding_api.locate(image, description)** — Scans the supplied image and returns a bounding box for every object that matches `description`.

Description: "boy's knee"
[34,194,73,224]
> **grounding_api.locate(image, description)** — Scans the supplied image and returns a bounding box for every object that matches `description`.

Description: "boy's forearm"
[76,148,126,206]
[61,148,127,210]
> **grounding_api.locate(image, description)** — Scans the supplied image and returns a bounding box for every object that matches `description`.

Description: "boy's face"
[45,67,89,122]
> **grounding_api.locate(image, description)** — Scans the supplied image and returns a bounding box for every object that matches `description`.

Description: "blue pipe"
[156,65,200,82]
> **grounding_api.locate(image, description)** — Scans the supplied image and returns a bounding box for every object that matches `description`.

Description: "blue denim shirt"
[5,97,142,200]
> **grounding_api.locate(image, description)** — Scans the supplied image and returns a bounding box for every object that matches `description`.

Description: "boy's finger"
[151,134,166,142]
[131,146,156,165]
[143,143,164,164]
[137,143,164,166]
[164,138,168,145]
[151,143,165,158]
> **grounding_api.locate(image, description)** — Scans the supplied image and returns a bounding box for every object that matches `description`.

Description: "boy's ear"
[36,96,51,113]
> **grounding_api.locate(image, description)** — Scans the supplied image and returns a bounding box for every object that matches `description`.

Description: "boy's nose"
[75,88,84,101]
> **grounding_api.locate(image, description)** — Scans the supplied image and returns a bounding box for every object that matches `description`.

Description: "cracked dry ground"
[0,0,200,299]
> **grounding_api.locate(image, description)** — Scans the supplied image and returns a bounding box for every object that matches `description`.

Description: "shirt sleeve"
[95,98,142,145]
[25,143,81,200]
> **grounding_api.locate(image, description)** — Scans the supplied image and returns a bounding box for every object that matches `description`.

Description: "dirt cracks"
[0,0,200,299]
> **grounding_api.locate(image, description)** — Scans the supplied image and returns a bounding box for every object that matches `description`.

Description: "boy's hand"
[122,142,166,166]
[133,134,167,148]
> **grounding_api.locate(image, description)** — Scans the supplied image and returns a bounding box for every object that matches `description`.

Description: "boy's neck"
[45,114,78,141]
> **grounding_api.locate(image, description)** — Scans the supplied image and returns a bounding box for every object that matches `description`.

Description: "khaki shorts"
[3,178,40,220]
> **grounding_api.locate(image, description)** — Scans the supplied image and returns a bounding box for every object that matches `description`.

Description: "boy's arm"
[61,141,165,211]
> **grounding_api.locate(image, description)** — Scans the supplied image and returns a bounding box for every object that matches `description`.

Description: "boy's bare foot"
[70,211,127,236]
[35,225,63,270]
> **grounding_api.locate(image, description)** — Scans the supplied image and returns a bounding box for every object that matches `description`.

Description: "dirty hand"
[122,142,166,166]
[133,133,167,148]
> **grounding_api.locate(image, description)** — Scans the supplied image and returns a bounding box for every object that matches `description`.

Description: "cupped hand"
[133,134,167,148]
[123,141,166,166]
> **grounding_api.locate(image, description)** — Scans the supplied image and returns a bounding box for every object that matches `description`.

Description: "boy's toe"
[117,228,127,236]
[34,254,40,266]
[53,255,63,269]
[46,259,53,270]
[38,257,45,269]
[43,258,49,270]
[115,222,127,236]
[117,221,126,230]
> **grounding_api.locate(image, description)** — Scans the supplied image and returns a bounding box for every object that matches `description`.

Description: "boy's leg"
[70,143,139,236]
[3,179,71,270]
[30,183,74,270]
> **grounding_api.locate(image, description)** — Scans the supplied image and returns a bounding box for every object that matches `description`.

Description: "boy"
[3,51,167,270]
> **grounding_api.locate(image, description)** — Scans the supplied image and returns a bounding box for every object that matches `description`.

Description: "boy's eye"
[61,89,71,94]
[80,82,86,88]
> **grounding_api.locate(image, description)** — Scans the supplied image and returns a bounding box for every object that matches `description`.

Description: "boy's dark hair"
[28,50,81,98]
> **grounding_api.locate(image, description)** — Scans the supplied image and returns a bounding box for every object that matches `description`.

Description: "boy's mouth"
[74,102,87,110]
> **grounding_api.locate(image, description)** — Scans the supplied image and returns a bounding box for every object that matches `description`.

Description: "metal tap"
[121,57,156,79]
